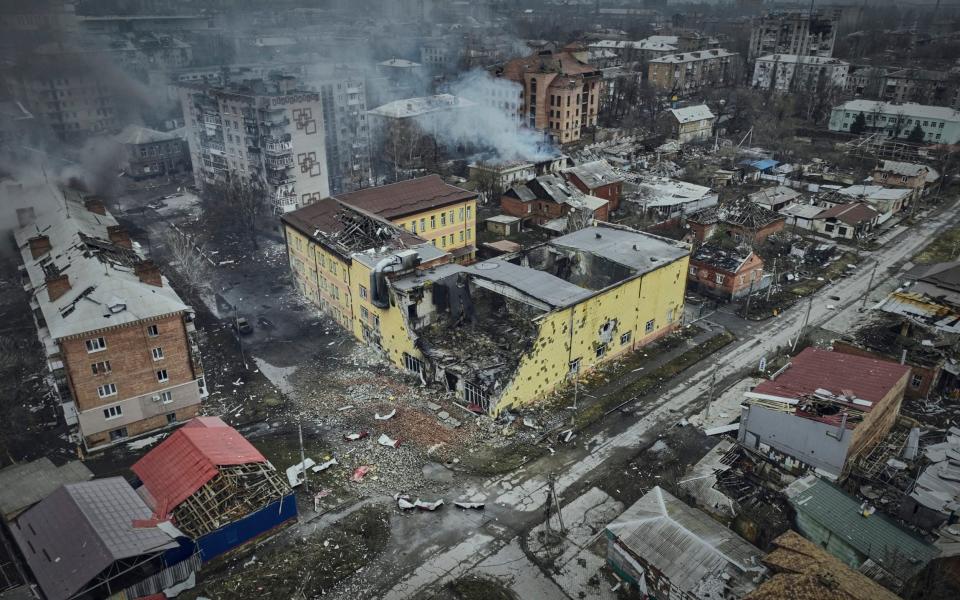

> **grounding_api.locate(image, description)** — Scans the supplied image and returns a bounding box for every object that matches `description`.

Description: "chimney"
[29,235,52,259]
[17,207,36,228]
[135,260,162,287]
[46,273,71,302]
[84,198,106,215]
[107,225,132,249]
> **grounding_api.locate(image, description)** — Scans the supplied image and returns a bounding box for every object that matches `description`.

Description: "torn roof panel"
[467,259,591,309]
[754,347,909,405]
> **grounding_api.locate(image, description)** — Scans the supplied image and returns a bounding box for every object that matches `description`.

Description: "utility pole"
[766,257,778,302]
[548,474,566,534]
[861,260,878,311]
[704,366,718,424]
[298,416,309,494]
[793,294,814,353]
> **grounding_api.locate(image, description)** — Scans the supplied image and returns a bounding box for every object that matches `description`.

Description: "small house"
[812,201,880,240]
[688,244,767,300]
[661,104,715,144]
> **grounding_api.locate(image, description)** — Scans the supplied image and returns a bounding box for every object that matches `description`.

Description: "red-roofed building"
[738,348,909,477]
[132,417,295,561]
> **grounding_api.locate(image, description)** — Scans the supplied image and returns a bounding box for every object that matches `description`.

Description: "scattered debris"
[414,498,444,511]
[312,457,338,472]
[454,501,485,510]
[351,466,371,482]
[286,458,316,487]
[375,409,397,420]
[378,433,401,448]
[344,431,369,442]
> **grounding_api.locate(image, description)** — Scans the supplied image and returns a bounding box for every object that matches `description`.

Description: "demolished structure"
[688,244,768,301]
[284,193,690,414]
[131,417,295,561]
[687,199,785,245]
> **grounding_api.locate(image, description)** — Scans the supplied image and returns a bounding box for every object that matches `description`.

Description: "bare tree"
[164,228,209,295]
[201,175,268,249]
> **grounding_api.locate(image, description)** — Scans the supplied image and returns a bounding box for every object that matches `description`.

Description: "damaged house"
[499,173,609,232]
[688,244,768,301]
[131,417,296,562]
[686,200,785,246]
[283,196,690,415]
[738,348,910,478]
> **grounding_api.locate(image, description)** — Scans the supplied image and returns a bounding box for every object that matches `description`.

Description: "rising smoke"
[428,69,557,163]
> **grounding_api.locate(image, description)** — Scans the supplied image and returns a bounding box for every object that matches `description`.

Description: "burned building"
[687,200,785,246]
[388,224,689,414]
[688,244,767,301]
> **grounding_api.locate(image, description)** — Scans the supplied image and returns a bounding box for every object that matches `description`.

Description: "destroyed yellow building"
[283,185,690,415]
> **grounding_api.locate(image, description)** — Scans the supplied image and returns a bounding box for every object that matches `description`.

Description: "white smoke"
[421,69,558,163]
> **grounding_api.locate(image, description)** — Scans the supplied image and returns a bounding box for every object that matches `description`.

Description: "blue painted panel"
[196,494,298,562]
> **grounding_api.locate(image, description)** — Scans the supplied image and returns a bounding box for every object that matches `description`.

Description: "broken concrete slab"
[427,402,441,411]
[437,411,450,420]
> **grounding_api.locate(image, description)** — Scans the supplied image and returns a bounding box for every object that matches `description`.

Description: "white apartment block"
[752,54,849,93]
[178,77,330,214]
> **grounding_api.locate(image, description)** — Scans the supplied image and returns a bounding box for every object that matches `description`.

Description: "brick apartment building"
[15,185,206,451]
[648,49,739,97]
[686,201,785,245]
[493,47,602,145]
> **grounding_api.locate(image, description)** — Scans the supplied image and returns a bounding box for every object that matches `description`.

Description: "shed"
[485,214,522,236]
[785,475,938,590]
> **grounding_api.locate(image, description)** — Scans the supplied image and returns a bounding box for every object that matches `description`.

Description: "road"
[348,202,960,599]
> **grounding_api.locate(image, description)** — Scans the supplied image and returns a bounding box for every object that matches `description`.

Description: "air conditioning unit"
[151,395,161,402]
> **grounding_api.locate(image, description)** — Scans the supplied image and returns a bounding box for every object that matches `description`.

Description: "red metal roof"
[754,348,909,406]
[131,417,266,517]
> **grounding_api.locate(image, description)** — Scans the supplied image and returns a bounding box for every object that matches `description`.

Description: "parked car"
[234,317,253,335]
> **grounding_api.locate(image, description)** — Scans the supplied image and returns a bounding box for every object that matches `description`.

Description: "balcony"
[266,172,295,186]
[265,155,294,169]
[264,141,293,155]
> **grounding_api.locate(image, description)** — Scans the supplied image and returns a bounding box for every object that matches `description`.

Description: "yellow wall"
[395,199,477,256]
[494,255,689,414]
[285,225,354,330]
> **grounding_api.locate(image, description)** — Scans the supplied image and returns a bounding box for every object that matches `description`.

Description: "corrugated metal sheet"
[132,417,267,516]
[788,476,938,581]
[606,487,765,598]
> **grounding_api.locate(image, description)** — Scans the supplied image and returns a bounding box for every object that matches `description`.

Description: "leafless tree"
[565,205,595,233]
[473,167,504,207]
[164,228,209,295]
[201,175,268,249]
[380,119,438,182]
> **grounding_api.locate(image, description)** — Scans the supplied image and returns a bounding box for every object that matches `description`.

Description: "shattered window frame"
[645,319,655,334]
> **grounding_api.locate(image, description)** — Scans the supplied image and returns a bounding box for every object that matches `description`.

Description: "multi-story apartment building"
[14,186,206,451]
[881,68,960,109]
[313,70,373,194]
[283,189,689,416]
[828,100,960,144]
[5,50,123,142]
[493,48,603,145]
[751,54,849,93]
[748,9,840,62]
[178,76,330,214]
[647,49,739,97]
